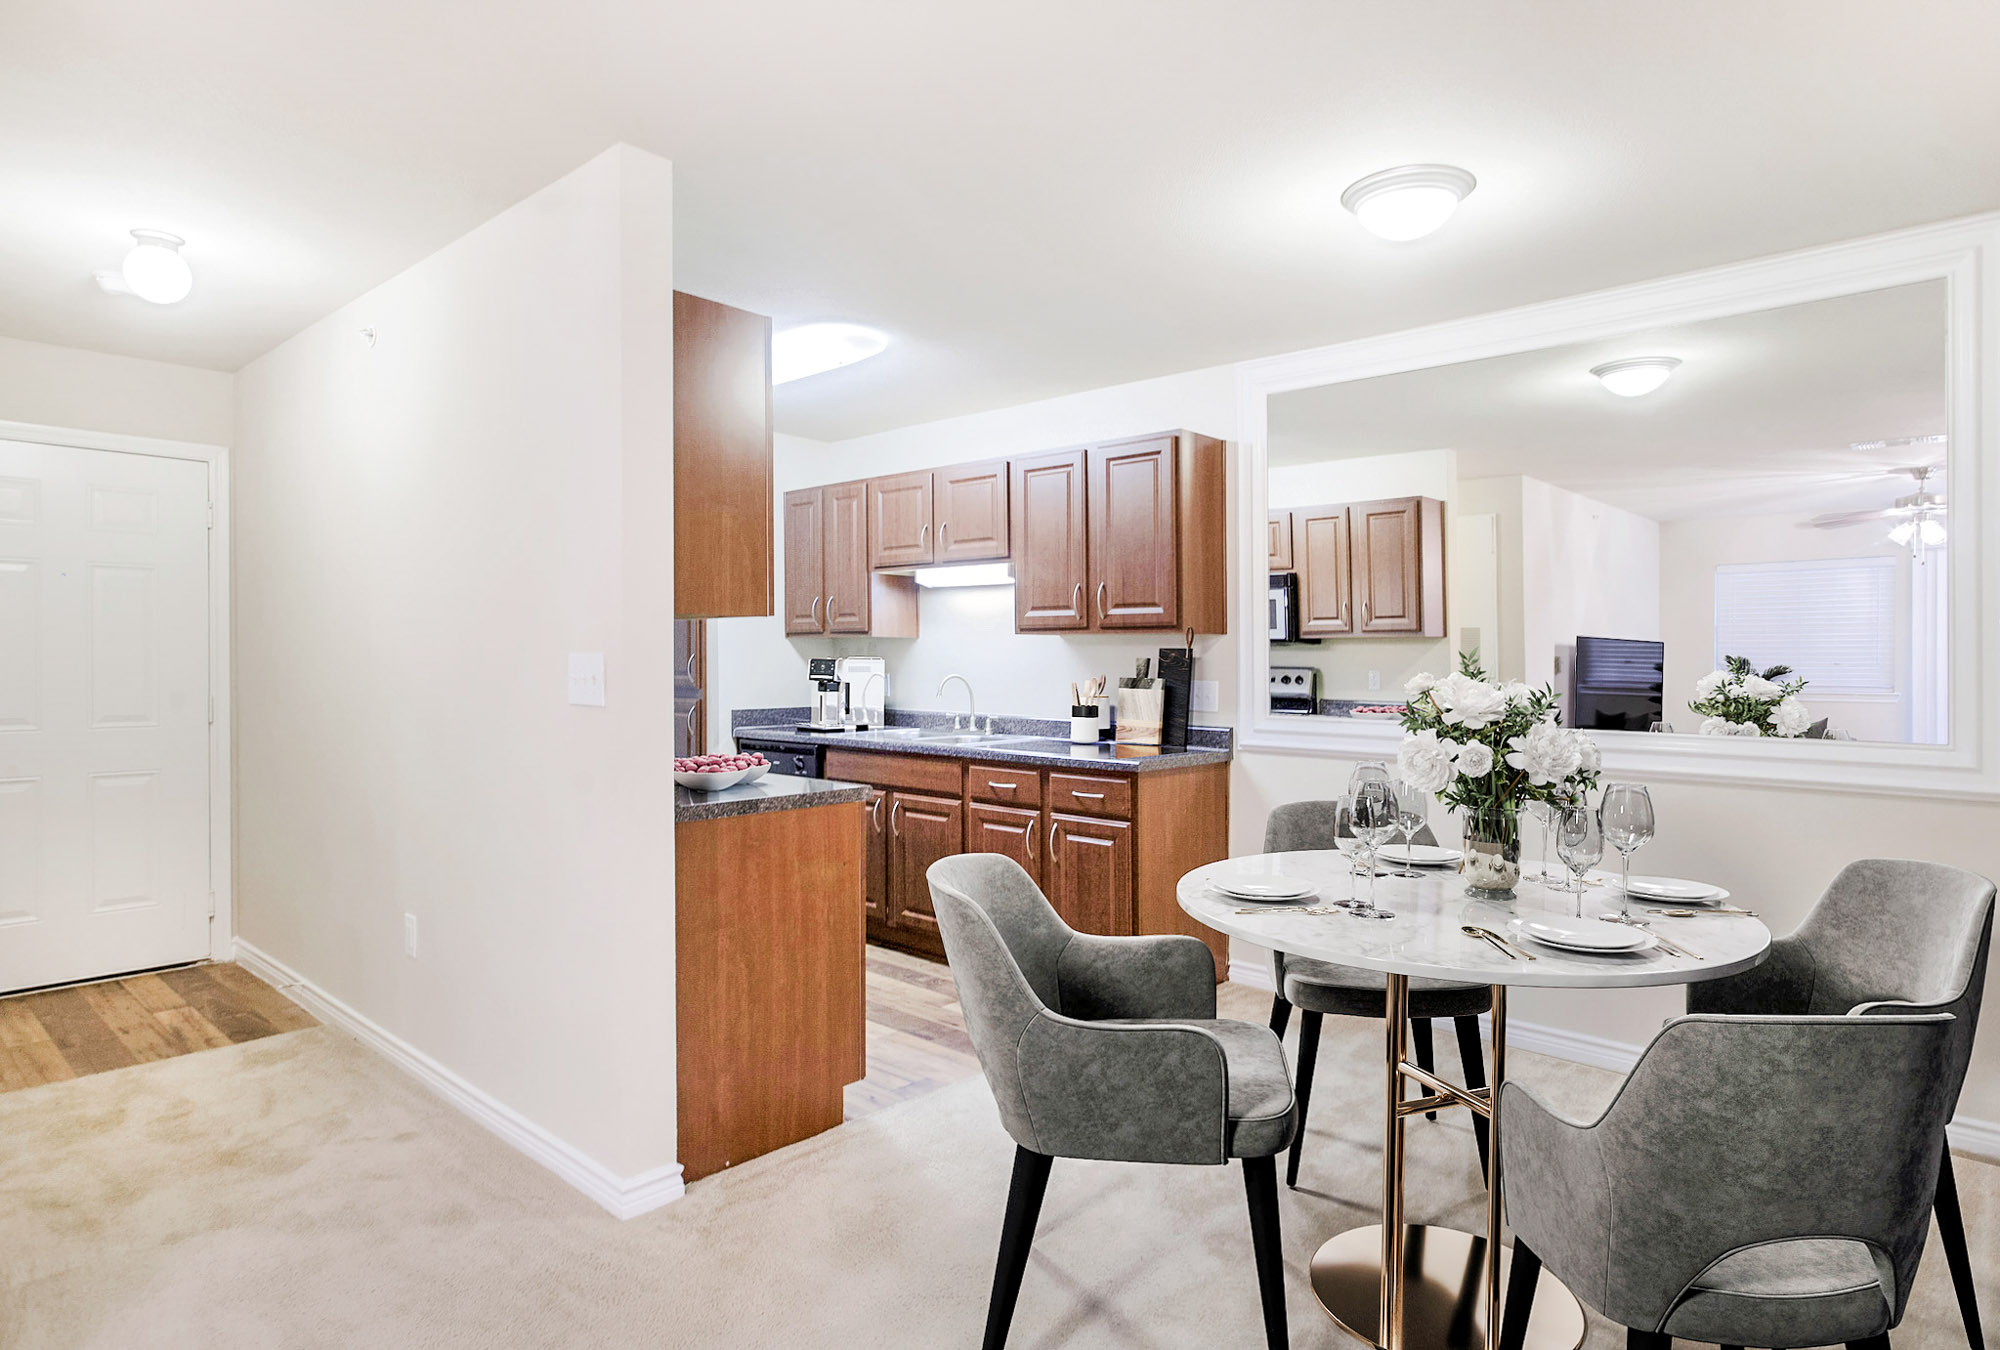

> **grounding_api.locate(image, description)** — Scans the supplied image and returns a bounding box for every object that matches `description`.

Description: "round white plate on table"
[1624,875,1729,904]
[1212,874,1317,903]
[1378,843,1463,867]
[1508,915,1656,954]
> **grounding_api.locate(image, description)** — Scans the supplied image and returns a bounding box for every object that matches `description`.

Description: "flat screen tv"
[1572,636,1665,732]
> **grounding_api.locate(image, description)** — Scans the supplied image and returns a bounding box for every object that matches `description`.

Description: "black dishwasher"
[738,739,822,780]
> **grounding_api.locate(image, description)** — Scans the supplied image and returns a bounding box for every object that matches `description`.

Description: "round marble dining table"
[1178,850,1772,1350]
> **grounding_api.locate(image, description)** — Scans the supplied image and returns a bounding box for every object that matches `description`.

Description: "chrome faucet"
[855,671,886,728]
[938,673,976,730]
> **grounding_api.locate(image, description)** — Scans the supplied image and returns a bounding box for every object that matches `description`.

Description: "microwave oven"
[1269,572,1317,643]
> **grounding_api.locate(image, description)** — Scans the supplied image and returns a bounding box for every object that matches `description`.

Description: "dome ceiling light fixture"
[771,322,889,385]
[113,230,194,304]
[1339,164,1477,241]
[1590,356,1682,398]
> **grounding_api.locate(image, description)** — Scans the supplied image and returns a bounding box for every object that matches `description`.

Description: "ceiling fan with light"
[1803,458,1947,555]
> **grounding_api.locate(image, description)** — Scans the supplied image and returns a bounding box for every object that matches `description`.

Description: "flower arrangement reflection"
[1689,655,1811,738]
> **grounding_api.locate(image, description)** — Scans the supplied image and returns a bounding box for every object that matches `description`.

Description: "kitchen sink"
[839,726,1035,747]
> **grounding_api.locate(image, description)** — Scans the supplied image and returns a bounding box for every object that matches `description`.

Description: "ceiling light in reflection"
[1590,357,1681,397]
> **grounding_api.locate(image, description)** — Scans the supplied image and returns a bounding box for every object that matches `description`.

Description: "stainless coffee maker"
[803,657,846,731]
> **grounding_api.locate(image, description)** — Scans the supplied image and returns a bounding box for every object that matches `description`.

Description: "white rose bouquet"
[1690,655,1811,738]
[1396,652,1602,812]
[1397,654,1602,895]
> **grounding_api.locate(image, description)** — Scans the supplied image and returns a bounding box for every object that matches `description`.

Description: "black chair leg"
[1412,1017,1437,1120]
[983,1147,1053,1350]
[1625,1331,1670,1350]
[1285,1010,1323,1188]
[1269,994,1292,1039]
[1849,1337,1892,1350]
[1721,1344,1745,1350]
[1454,1015,1490,1180]
[1498,1240,1540,1350]
[1937,1145,1986,1350]
[1243,1155,1289,1350]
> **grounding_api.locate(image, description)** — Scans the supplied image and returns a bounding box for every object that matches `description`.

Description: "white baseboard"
[1232,955,1999,1162]
[233,939,684,1219]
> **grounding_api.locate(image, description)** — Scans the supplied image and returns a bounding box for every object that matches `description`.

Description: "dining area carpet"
[0,980,1991,1349]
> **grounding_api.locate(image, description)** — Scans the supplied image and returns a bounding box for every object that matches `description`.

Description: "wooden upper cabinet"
[1296,506,1353,637]
[674,293,774,619]
[869,471,934,569]
[1268,511,1294,571]
[935,459,1010,563]
[823,480,873,633]
[1352,496,1445,636]
[782,488,827,634]
[1090,434,1179,629]
[1011,449,1091,631]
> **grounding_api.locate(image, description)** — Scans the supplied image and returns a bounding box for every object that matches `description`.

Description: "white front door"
[0,438,212,993]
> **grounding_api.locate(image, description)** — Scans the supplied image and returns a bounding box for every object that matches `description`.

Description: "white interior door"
[0,438,211,993]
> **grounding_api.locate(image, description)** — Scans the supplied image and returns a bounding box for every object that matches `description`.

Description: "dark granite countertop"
[731,715,1232,774]
[675,774,868,823]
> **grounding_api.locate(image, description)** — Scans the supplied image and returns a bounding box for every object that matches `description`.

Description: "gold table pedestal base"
[1310,1224,1586,1350]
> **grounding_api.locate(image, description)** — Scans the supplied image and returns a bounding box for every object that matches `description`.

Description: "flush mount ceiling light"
[1340,164,1477,241]
[1590,356,1682,398]
[910,562,1014,589]
[118,230,193,304]
[771,322,889,385]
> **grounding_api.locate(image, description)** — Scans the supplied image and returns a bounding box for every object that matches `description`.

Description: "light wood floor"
[845,944,982,1121]
[0,963,316,1093]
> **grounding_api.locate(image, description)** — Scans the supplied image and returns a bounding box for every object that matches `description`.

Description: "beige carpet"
[0,984,1992,1349]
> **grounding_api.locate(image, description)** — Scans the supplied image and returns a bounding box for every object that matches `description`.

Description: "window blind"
[1713,557,1897,696]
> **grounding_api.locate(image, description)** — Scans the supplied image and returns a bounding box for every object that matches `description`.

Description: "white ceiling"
[1268,281,1948,520]
[4,3,2000,441]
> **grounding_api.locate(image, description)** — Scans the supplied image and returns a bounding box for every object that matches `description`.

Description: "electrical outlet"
[567,652,606,707]
[1368,670,1381,691]
[404,913,419,958]
[1190,679,1220,713]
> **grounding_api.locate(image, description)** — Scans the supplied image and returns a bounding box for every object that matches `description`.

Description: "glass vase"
[1461,804,1522,901]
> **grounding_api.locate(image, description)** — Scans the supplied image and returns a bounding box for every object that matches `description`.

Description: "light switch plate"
[568,652,606,707]
[1368,670,1381,691]
[1190,679,1220,713]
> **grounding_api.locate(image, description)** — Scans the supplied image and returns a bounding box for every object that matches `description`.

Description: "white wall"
[1268,449,1456,700]
[232,146,681,1193]
[1660,512,1913,741]
[0,333,233,446]
[1520,477,1661,688]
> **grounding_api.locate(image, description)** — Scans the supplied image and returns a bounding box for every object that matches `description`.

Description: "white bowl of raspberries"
[673,751,770,790]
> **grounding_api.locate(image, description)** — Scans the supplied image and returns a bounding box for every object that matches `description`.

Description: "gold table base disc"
[1310,1224,1586,1350]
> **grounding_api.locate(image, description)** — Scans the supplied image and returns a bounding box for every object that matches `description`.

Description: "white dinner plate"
[1378,843,1463,867]
[1624,876,1727,903]
[1508,916,1655,954]
[1214,875,1317,902]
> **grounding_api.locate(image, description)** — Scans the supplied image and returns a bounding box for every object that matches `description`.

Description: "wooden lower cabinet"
[968,802,1043,887]
[885,790,962,952]
[841,749,1230,978]
[677,800,865,1182]
[1047,812,1132,935]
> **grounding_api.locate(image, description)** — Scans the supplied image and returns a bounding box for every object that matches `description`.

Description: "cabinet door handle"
[890,800,902,836]
[871,793,884,832]
[1362,599,1370,623]
[920,523,931,552]
[685,697,703,750]
[810,595,821,626]
[1070,582,1082,615]
[1070,790,1105,800]
[1048,824,1061,869]
[1095,581,1107,620]
[986,780,1017,792]
[1026,818,1038,861]
[684,651,698,686]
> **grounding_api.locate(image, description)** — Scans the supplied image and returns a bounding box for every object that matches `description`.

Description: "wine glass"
[1554,804,1603,917]
[1522,799,1553,882]
[1344,762,1399,919]
[1388,776,1427,879]
[1598,782,1656,923]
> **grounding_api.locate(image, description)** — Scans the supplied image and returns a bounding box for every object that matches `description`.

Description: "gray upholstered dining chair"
[1686,859,1995,1350]
[1498,1011,1958,1350]
[926,853,1295,1350]
[1264,800,1493,1186]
